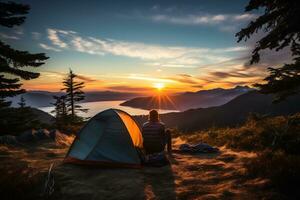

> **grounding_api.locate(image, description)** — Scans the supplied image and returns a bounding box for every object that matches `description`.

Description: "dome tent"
[64,109,144,168]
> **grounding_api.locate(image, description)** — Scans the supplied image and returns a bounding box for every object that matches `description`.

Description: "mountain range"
[134,91,300,131]
[6,91,141,108]
[121,86,253,111]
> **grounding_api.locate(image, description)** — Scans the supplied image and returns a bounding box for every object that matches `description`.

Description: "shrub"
[246,150,300,198]
[0,159,45,200]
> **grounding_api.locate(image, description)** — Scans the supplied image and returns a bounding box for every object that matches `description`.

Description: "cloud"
[150,13,257,33]
[151,14,227,25]
[47,29,68,48]
[209,70,259,79]
[168,74,203,85]
[44,28,246,67]
[14,28,23,35]
[76,74,97,82]
[106,85,151,92]
[0,32,19,40]
[151,4,160,11]
[233,14,257,21]
[146,62,197,68]
[150,13,257,26]
[42,71,65,77]
[32,32,41,40]
[127,74,175,83]
[39,43,62,52]
[42,71,97,83]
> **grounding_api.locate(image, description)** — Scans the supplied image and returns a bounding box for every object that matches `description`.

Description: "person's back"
[142,110,171,154]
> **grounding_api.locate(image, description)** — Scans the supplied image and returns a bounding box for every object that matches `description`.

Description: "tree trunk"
[70,72,74,117]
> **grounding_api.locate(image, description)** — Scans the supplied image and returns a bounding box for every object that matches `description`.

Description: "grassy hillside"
[177,113,300,198]
[0,132,281,200]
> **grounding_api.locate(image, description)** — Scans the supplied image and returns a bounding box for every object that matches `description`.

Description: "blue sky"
[0,0,290,93]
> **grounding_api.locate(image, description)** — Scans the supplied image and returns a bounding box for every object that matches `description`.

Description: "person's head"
[149,109,159,122]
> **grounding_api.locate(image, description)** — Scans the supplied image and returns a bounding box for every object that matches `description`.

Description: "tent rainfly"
[64,109,144,168]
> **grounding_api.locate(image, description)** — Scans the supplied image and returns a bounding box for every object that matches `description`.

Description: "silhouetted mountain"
[7,91,141,107]
[122,86,252,111]
[134,91,300,131]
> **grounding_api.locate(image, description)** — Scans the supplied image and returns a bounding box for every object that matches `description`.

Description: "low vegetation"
[179,113,300,198]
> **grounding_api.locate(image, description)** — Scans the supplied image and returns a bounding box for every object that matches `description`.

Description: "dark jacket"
[142,121,165,154]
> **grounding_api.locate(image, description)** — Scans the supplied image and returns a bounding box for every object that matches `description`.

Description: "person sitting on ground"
[142,109,172,155]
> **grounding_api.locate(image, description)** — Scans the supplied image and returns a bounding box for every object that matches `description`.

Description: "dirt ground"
[0,137,276,200]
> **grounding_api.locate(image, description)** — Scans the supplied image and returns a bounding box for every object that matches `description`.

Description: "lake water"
[39,100,179,118]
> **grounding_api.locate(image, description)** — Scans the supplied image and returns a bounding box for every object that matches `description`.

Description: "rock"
[35,129,50,140]
[0,135,18,145]
[17,129,37,142]
[49,129,58,139]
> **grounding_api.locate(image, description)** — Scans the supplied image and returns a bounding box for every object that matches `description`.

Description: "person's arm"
[165,129,172,154]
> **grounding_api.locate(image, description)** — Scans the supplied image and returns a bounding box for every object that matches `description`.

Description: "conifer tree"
[18,96,26,108]
[51,95,68,127]
[0,2,48,108]
[237,0,300,102]
[61,69,88,120]
[52,95,67,119]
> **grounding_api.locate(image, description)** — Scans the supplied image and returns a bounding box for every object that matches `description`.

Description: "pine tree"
[0,2,48,108]
[62,69,88,120]
[52,95,67,119]
[0,2,48,134]
[236,0,300,102]
[18,96,26,108]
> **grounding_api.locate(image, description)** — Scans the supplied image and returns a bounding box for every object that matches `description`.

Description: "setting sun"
[153,82,165,90]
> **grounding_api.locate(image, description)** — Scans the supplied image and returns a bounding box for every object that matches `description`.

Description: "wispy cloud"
[0,32,19,40]
[150,13,257,32]
[76,74,97,82]
[152,14,226,25]
[43,28,247,67]
[151,13,257,26]
[106,85,151,92]
[47,29,68,48]
[14,28,23,35]
[145,62,197,68]
[32,32,41,40]
[127,74,175,83]
[168,74,204,85]
[42,70,97,83]
[233,14,257,21]
[39,43,61,52]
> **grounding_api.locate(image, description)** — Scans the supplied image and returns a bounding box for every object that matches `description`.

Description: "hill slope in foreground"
[1,136,279,200]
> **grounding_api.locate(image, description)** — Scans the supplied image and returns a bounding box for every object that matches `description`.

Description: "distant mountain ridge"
[121,86,253,111]
[134,91,300,131]
[7,91,141,108]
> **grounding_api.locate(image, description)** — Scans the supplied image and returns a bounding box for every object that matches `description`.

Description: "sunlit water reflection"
[39,100,178,118]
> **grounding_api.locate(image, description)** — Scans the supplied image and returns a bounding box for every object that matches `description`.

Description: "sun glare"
[153,82,165,90]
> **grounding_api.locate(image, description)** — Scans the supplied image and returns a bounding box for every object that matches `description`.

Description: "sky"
[0,0,293,94]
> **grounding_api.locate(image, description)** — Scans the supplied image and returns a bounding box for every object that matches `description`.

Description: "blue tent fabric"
[65,109,143,167]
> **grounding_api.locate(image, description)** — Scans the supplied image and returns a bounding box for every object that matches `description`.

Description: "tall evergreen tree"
[18,96,26,108]
[51,95,68,127]
[62,69,88,119]
[236,0,300,102]
[51,95,67,119]
[0,2,48,108]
